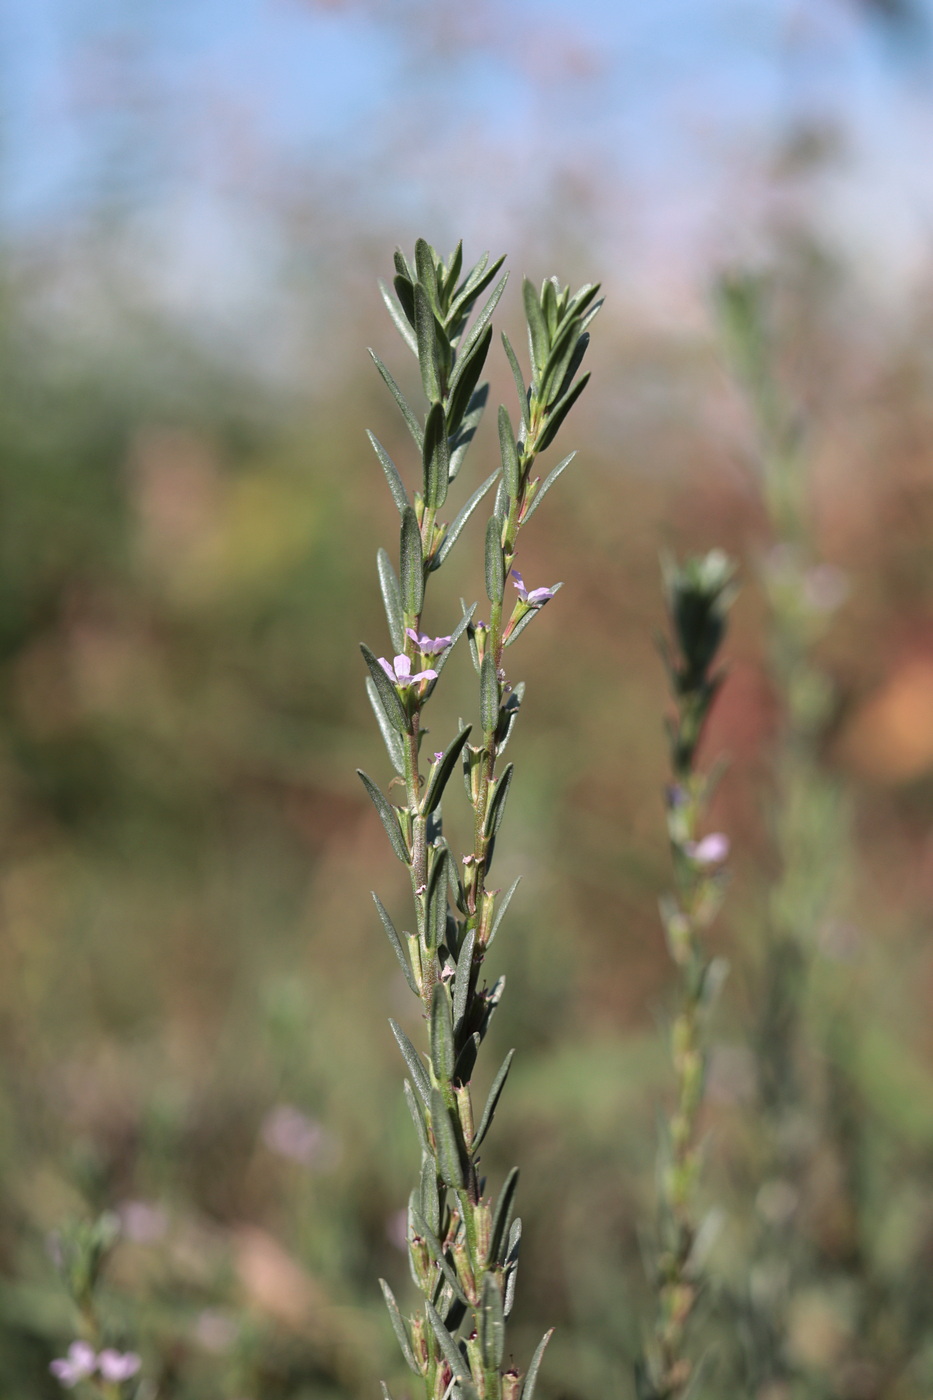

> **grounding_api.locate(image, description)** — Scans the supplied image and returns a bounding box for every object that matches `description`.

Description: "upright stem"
[362,247,600,1400]
[640,552,736,1400]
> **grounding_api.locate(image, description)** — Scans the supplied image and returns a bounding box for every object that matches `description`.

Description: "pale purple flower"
[261,1105,339,1168]
[803,564,849,615]
[386,1208,408,1251]
[378,654,437,688]
[405,628,452,656]
[684,833,730,866]
[98,1350,142,1383]
[118,1199,168,1244]
[50,1341,97,1388]
[432,751,444,763]
[511,569,555,606]
[195,1309,239,1354]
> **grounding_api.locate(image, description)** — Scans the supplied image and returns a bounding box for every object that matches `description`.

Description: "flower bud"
[454,1083,475,1150]
[503,1369,523,1400]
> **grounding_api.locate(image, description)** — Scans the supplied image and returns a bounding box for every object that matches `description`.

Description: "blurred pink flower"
[118,1199,168,1244]
[684,833,730,866]
[261,1105,339,1168]
[195,1309,239,1354]
[98,1350,141,1383]
[50,1341,96,1388]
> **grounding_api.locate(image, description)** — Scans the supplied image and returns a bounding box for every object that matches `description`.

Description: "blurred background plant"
[3,1,933,1398]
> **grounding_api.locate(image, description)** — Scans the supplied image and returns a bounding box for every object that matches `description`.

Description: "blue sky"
[4,0,932,326]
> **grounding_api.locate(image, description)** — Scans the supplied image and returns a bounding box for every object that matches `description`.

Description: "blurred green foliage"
[2,233,933,1400]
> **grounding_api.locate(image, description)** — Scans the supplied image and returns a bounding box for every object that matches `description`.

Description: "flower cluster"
[51,1341,140,1389]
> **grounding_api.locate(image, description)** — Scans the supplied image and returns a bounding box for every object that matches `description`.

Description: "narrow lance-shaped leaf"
[414,239,438,305]
[521,1330,554,1400]
[425,846,449,952]
[539,316,580,406]
[430,1086,465,1189]
[377,548,405,652]
[422,401,450,510]
[489,1165,520,1265]
[361,643,409,736]
[484,763,515,840]
[368,351,423,450]
[420,1152,440,1234]
[436,469,499,569]
[521,452,575,525]
[415,282,442,404]
[422,726,472,815]
[487,877,521,947]
[501,332,530,433]
[448,251,505,325]
[366,678,405,775]
[485,514,504,603]
[366,432,408,516]
[473,1048,515,1151]
[430,982,455,1082]
[480,652,499,736]
[478,1273,505,1370]
[452,927,475,1034]
[404,1078,431,1156]
[498,404,521,501]
[379,1280,419,1374]
[547,329,590,410]
[453,1031,480,1085]
[448,272,508,388]
[372,894,418,996]
[358,770,410,864]
[448,383,490,482]
[503,1218,521,1316]
[446,322,492,436]
[379,281,418,356]
[393,246,414,283]
[400,505,424,617]
[441,239,463,302]
[426,1301,471,1384]
[536,371,591,454]
[434,604,475,678]
[392,268,415,324]
[390,1018,431,1105]
[522,277,548,384]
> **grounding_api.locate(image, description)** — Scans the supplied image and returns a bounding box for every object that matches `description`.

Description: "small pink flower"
[684,833,730,866]
[511,568,556,607]
[405,628,452,656]
[261,1105,339,1168]
[118,1199,168,1244]
[50,1341,97,1388]
[98,1350,142,1383]
[378,654,437,689]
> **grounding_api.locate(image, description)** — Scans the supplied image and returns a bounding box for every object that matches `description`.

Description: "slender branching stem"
[360,242,600,1400]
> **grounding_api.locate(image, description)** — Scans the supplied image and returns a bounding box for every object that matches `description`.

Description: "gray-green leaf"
[400,506,424,617]
[390,1018,431,1105]
[430,1087,464,1189]
[379,1279,419,1373]
[473,1048,514,1152]
[377,548,405,652]
[358,769,410,863]
[372,893,418,996]
[367,431,408,516]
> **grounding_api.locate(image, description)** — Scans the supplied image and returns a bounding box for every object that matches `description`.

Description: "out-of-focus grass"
[2,246,933,1399]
